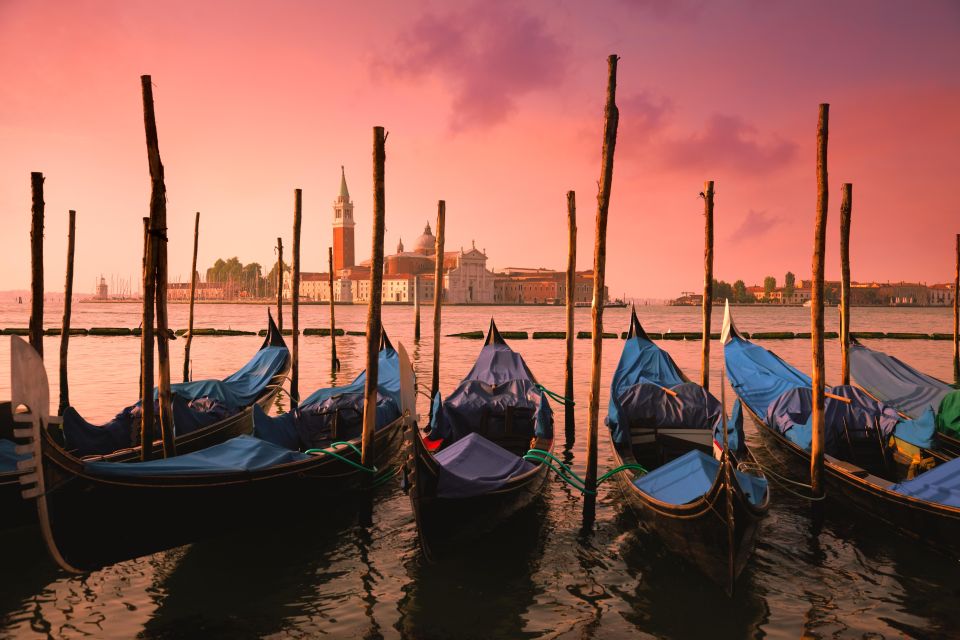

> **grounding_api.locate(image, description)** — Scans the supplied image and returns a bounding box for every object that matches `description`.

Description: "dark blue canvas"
[632,449,767,506]
[891,455,960,508]
[850,341,953,419]
[0,438,26,473]
[434,432,534,498]
[724,334,811,419]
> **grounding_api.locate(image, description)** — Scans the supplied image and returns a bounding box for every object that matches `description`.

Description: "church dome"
[413,222,436,255]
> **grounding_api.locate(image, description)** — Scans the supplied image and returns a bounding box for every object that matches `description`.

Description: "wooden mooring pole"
[702,180,714,390]
[564,190,577,448]
[141,74,175,458]
[291,189,302,406]
[414,275,421,341]
[429,201,446,423]
[183,212,199,382]
[840,184,853,386]
[328,247,339,373]
[584,55,620,522]
[276,237,284,332]
[361,126,387,474]
[810,103,829,499]
[954,233,959,384]
[29,172,44,358]
[58,210,76,415]
[140,217,155,460]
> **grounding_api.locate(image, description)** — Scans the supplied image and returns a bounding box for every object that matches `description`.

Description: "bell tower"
[332,166,355,272]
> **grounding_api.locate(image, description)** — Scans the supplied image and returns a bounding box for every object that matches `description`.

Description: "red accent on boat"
[423,435,443,452]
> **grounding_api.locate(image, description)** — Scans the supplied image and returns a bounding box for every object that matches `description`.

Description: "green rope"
[535,384,575,406]
[372,464,400,487]
[304,441,378,474]
[522,449,647,495]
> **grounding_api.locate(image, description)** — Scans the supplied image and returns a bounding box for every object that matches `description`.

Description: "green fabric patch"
[936,389,960,438]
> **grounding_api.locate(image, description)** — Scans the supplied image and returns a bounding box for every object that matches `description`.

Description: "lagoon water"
[1,302,958,639]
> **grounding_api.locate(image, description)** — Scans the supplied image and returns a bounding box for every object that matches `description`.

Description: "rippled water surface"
[1,302,958,639]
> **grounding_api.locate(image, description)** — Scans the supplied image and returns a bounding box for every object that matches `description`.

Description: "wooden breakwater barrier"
[0,328,952,341]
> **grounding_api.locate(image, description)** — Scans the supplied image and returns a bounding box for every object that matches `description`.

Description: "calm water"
[1,302,958,639]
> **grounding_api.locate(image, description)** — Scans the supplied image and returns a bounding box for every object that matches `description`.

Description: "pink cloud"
[384,1,569,131]
[729,209,782,242]
[660,114,798,174]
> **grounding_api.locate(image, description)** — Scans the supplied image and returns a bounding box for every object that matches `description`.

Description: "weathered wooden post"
[29,172,44,357]
[414,275,421,341]
[584,55,620,522]
[58,210,76,415]
[811,103,829,499]
[702,181,715,390]
[564,190,577,447]
[291,189,302,405]
[429,201,446,421]
[141,74,175,458]
[140,217,155,460]
[840,184,853,385]
[954,233,959,384]
[328,246,339,373]
[276,237,284,332]
[183,211,199,382]
[361,126,387,474]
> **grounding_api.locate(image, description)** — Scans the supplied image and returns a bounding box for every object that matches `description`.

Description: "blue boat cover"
[632,449,767,506]
[724,334,811,419]
[766,385,901,456]
[253,346,403,449]
[0,438,27,473]
[84,434,310,477]
[891,455,960,509]
[894,407,937,450]
[63,344,288,456]
[849,342,953,419]
[433,432,534,498]
[430,340,553,444]
[606,333,744,453]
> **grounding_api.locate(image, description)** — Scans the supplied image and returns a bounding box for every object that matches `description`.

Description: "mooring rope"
[535,384,575,407]
[523,448,646,495]
[740,448,826,502]
[305,440,378,474]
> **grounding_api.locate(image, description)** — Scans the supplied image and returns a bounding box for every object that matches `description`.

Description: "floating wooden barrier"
[4,328,29,336]
[258,328,296,336]
[501,331,528,340]
[750,331,795,340]
[884,332,928,340]
[45,328,88,336]
[449,331,483,339]
[577,331,617,339]
[131,328,177,338]
[346,330,366,336]
[533,331,566,339]
[934,333,953,341]
[90,327,132,336]
[851,331,884,339]
[303,328,345,336]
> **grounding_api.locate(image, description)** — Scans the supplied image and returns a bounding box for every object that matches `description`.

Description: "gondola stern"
[627,307,651,341]
[720,299,743,345]
[485,318,506,346]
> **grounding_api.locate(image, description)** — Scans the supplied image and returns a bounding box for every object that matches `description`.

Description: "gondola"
[606,309,769,593]
[405,319,554,558]
[849,338,960,455]
[722,303,960,556]
[11,330,416,572]
[0,312,290,531]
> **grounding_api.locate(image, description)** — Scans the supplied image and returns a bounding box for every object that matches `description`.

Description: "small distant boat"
[723,303,960,556]
[849,338,960,456]
[1,312,290,531]
[12,331,415,572]
[606,310,768,594]
[405,319,554,557]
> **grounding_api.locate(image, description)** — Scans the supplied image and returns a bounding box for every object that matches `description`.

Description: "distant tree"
[264,259,290,298]
[733,280,753,303]
[712,279,734,302]
[784,271,796,298]
[763,276,777,299]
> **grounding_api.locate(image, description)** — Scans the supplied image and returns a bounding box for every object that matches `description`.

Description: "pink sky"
[1,0,958,299]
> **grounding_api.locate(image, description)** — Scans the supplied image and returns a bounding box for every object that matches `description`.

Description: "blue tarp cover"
[606,334,744,453]
[849,342,953,419]
[766,385,901,456]
[63,344,288,456]
[253,347,403,449]
[894,408,937,450]
[724,334,811,419]
[84,434,310,477]
[0,438,27,473]
[632,449,767,506]
[430,341,553,444]
[891,455,960,508]
[433,432,534,498]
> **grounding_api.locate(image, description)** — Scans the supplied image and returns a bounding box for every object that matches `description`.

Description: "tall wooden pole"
[702,180,714,390]
[291,189,302,405]
[183,211,199,382]
[361,126,387,472]
[810,103,829,499]
[954,233,959,384]
[141,74,175,458]
[58,210,76,415]
[840,184,853,386]
[564,191,577,447]
[29,172,44,358]
[584,55,620,521]
[328,247,339,373]
[429,201,446,422]
[276,237,284,332]
[140,217,155,461]
[414,275,421,341]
